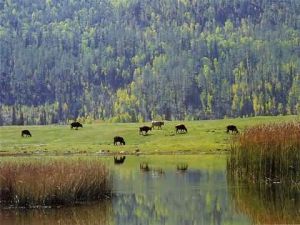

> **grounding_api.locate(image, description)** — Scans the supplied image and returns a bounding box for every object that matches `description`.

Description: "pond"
[0,155,298,225]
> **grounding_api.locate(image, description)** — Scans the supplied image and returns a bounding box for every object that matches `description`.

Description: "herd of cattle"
[21,121,239,146]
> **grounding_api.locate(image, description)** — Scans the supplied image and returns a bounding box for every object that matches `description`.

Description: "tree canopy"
[0,0,299,124]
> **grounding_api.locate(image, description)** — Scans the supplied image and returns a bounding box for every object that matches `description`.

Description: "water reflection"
[0,200,113,225]
[0,156,251,225]
[112,167,249,225]
[228,175,300,225]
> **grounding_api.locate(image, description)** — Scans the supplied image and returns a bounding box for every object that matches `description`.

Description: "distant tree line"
[0,0,299,125]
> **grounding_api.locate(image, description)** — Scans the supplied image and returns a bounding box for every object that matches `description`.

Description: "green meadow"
[0,115,298,155]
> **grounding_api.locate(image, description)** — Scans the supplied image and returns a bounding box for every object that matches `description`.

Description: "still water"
[0,155,298,225]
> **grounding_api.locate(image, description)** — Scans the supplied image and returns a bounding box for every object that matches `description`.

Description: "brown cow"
[151,121,165,129]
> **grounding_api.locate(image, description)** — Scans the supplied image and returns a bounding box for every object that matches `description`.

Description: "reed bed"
[0,159,111,207]
[228,122,300,184]
[227,122,300,224]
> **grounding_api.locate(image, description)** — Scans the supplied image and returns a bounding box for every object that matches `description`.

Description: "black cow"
[21,130,32,137]
[70,122,83,130]
[226,125,239,134]
[114,156,126,164]
[151,121,164,129]
[175,124,187,133]
[114,136,126,145]
[139,126,152,135]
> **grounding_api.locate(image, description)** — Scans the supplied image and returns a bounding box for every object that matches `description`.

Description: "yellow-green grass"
[0,115,298,155]
[0,158,110,207]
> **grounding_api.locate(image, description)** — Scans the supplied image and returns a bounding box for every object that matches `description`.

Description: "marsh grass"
[0,159,111,207]
[228,122,300,184]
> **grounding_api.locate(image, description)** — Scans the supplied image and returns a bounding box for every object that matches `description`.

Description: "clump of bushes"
[228,122,300,184]
[0,159,111,207]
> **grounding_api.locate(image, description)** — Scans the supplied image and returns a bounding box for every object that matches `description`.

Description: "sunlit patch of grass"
[0,159,111,207]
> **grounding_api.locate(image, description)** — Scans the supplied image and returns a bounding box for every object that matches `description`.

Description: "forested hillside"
[0,0,299,125]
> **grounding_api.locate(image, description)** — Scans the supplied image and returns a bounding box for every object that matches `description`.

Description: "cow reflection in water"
[140,162,150,172]
[151,168,165,177]
[114,156,126,164]
[176,163,188,172]
[139,163,164,177]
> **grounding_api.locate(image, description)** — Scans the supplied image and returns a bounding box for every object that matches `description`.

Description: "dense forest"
[0,0,299,125]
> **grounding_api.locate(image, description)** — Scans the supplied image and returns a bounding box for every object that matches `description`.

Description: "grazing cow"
[70,122,83,130]
[114,156,126,164]
[151,121,165,129]
[175,124,188,133]
[139,126,152,135]
[114,136,126,145]
[226,125,239,134]
[21,130,32,137]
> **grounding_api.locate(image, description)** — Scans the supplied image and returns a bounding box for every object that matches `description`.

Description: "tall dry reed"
[227,122,300,224]
[0,159,111,207]
[228,122,300,184]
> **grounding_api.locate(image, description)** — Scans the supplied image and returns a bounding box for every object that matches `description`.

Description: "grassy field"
[0,115,298,155]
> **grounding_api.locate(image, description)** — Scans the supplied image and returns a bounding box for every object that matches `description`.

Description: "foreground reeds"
[0,159,111,207]
[228,122,300,184]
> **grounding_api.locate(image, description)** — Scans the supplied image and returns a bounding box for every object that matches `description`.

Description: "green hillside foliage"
[0,0,299,124]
